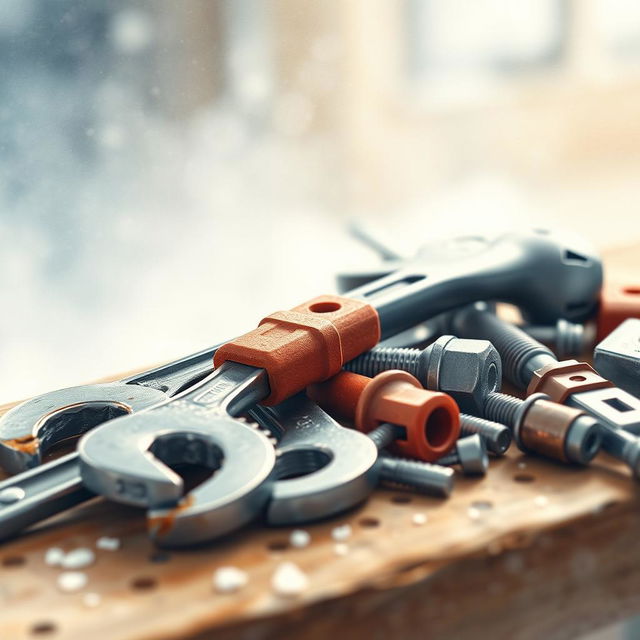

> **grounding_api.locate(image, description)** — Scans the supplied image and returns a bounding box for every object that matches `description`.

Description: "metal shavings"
[82,592,102,608]
[289,529,311,548]
[534,495,549,508]
[57,571,88,593]
[412,513,428,526]
[212,567,248,594]
[45,547,65,567]
[96,536,121,551]
[334,543,349,556]
[271,562,309,597]
[61,548,95,570]
[331,524,352,541]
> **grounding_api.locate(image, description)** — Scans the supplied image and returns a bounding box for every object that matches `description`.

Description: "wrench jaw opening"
[251,396,380,526]
[0,384,167,474]
[78,409,276,547]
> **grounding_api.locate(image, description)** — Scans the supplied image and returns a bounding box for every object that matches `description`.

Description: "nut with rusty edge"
[308,370,460,462]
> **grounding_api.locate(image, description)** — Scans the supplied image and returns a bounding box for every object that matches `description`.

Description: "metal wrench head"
[251,394,380,525]
[78,403,275,547]
[0,383,167,474]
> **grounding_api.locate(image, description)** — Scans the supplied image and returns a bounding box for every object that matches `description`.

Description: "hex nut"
[435,338,502,414]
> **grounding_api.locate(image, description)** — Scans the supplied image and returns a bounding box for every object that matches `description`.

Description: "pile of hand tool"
[1,228,639,548]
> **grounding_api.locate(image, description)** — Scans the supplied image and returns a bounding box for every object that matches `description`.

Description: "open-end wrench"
[76,230,601,544]
[0,343,224,473]
[0,229,602,545]
[0,392,370,541]
[0,391,442,542]
[250,395,380,525]
[0,228,600,474]
[0,394,377,541]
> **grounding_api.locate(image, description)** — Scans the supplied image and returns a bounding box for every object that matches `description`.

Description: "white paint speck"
[467,507,482,521]
[45,547,65,567]
[534,495,549,508]
[271,562,309,597]
[0,486,25,504]
[82,592,102,608]
[289,529,311,548]
[331,524,352,541]
[57,571,88,593]
[61,548,95,570]
[412,513,428,526]
[334,543,349,556]
[212,567,248,594]
[96,536,121,551]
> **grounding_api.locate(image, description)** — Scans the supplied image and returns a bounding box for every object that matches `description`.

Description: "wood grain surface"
[1,243,639,640]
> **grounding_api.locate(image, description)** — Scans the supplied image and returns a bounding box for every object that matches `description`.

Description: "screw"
[459,414,511,455]
[449,304,556,390]
[436,434,489,476]
[366,423,454,497]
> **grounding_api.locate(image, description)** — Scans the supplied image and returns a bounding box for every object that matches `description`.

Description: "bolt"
[524,319,590,359]
[378,454,454,498]
[484,392,601,465]
[436,434,488,476]
[448,304,556,390]
[452,305,640,473]
[366,423,454,496]
[366,423,403,450]
[459,414,511,455]
[344,335,501,415]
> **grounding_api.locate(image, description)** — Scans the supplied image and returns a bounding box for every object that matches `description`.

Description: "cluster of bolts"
[334,303,640,486]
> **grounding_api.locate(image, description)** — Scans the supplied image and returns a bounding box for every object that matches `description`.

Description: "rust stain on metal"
[148,494,195,538]
[4,435,39,455]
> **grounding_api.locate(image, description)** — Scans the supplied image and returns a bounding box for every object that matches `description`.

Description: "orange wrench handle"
[213,295,380,405]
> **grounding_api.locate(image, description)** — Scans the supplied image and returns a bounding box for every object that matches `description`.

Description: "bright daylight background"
[2,1,640,412]
[3,1,640,637]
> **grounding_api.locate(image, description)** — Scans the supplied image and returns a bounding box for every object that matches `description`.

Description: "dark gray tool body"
[594,319,640,397]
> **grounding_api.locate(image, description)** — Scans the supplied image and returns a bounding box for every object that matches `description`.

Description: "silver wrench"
[250,395,379,524]
[0,343,224,473]
[0,393,377,541]
[1,229,603,545]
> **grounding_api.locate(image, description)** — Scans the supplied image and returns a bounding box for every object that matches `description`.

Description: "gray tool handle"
[122,341,226,396]
[0,453,92,542]
[344,230,601,334]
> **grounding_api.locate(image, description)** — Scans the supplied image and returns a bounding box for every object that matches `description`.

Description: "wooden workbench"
[2,244,639,640]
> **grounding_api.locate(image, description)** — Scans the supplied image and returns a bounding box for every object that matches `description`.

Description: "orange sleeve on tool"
[598,281,640,341]
[213,295,381,405]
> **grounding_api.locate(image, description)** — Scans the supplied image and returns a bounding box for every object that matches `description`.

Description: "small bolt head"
[456,435,489,476]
